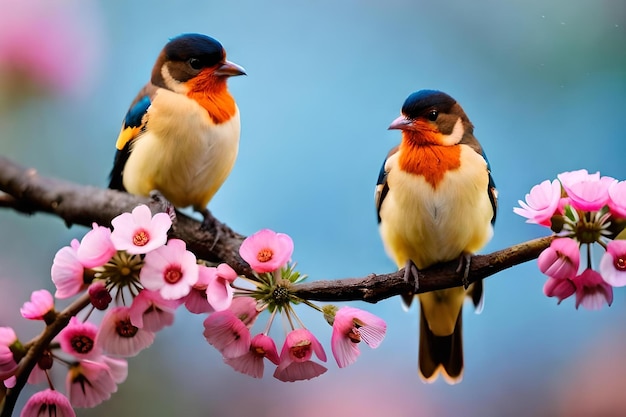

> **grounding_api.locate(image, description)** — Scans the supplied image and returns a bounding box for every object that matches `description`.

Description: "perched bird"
[109,33,246,225]
[375,89,497,383]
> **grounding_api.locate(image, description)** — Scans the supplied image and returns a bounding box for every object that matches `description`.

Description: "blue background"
[1,0,625,416]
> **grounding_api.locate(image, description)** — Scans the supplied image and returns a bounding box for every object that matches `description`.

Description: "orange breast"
[398,140,461,189]
[186,70,237,125]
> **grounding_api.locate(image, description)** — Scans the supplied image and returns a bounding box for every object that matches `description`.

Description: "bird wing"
[459,133,498,225]
[483,148,498,226]
[108,85,156,191]
[375,146,399,224]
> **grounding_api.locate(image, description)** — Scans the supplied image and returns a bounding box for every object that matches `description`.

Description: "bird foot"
[456,253,472,289]
[149,190,177,225]
[401,259,419,307]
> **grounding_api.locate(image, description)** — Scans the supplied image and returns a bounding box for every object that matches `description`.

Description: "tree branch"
[0,155,552,301]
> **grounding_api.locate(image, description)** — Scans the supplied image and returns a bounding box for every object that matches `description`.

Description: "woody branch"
[0,155,552,300]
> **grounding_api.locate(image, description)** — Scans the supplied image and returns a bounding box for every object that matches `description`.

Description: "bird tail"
[418,303,463,384]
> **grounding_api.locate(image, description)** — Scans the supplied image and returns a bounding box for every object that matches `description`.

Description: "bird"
[375,89,497,383]
[109,33,246,227]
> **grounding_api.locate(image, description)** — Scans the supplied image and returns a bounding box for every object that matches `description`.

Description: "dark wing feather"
[375,146,398,224]
[482,148,498,225]
[108,89,154,191]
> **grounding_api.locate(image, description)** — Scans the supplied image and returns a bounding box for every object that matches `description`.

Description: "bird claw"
[149,190,177,225]
[456,253,472,289]
[401,259,419,307]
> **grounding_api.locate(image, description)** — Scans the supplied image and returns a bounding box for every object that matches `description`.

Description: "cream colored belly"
[122,91,240,210]
[379,147,493,269]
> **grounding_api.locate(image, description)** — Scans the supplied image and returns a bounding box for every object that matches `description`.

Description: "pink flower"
[599,240,626,287]
[20,388,75,417]
[110,205,171,255]
[20,289,54,321]
[183,266,214,314]
[224,334,280,378]
[543,276,576,304]
[513,179,562,226]
[140,239,198,300]
[99,355,128,385]
[608,180,626,219]
[76,223,116,268]
[573,268,613,310]
[229,297,260,328]
[0,0,103,97]
[88,281,112,310]
[203,310,251,359]
[331,307,387,368]
[537,238,580,279]
[59,317,101,360]
[0,327,19,380]
[239,229,294,273]
[66,359,120,408]
[273,329,327,382]
[128,289,178,332]
[96,306,155,357]
[205,263,237,311]
[51,240,88,299]
[558,170,616,212]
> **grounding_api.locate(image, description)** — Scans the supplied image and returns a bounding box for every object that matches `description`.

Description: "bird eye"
[188,58,203,70]
[427,110,439,121]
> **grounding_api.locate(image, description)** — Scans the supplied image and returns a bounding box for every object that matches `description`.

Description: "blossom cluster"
[2,205,387,416]
[515,169,626,309]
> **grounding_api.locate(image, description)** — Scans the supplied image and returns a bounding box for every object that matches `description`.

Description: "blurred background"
[1,0,625,415]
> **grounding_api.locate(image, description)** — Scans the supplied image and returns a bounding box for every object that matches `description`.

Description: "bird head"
[151,33,246,95]
[389,90,473,146]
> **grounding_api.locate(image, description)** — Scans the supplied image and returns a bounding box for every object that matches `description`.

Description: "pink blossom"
[203,310,251,359]
[20,289,54,321]
[88,281,112,310]
[76,223,116,268]
[66,359,119,408]
[273,329,327,382]
[51,240,88,299]
[59,317,101,360]
[543,276,576,304]
[28,360,48,385]
[96,306,155,357]
[224,334,280,378]
[183,265,214,314]
[513,179,562,226]
[239,229,294,273]
[110,205,172,255]
[331,307,387,368]
[20,388,75,417]
[140,239,198,300]
[205,263,237,311]
[0,0,103,97]
[558,170,616,212]
[573,268,613,310]
[537,238,580,279]
[0,327,18,380]
[99,355,128,384]
[608,180,626,219]
[599,240,626,287]
[228,297,260,328]
[128,289,178,332]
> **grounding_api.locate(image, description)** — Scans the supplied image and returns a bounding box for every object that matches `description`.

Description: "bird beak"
[388,115,412,130]
[214,60,247,77]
